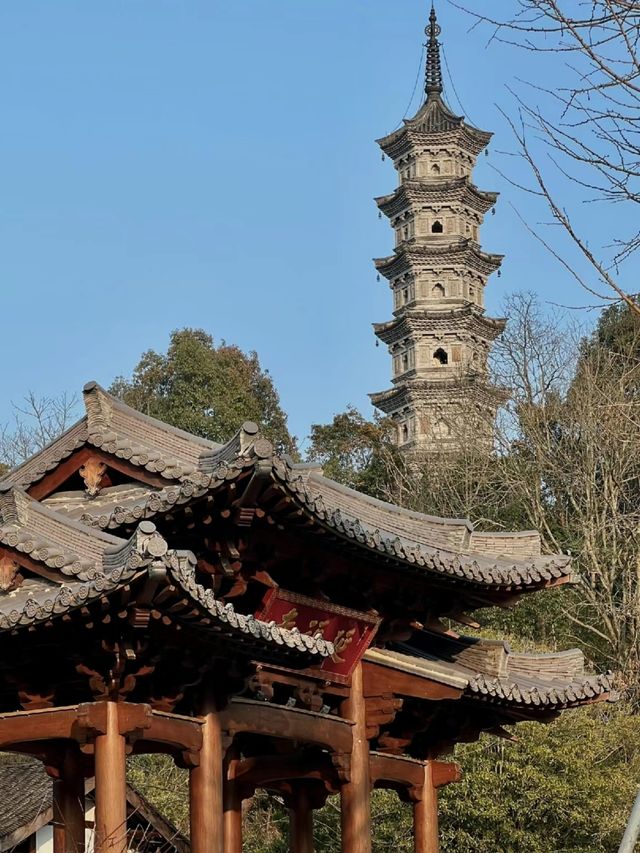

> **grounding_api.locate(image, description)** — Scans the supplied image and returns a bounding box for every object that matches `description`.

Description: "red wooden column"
[289,784,314,853]
[94,702,127,853]
[413,762,439,853]
[190,694,225,853]
[340,662,372,853]
[223,750,243,853]
[53,743,86,853]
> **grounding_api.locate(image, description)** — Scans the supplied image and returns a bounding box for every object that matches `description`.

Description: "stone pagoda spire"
[370,4,507,455]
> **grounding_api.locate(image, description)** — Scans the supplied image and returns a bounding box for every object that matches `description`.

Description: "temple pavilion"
[371,6,507,454]
[0,381,612,852]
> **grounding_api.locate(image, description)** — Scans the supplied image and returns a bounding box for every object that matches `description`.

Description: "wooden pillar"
[339,662,371,853]
[413,762,439,853]
[53,744,86,853]
[223,780,243,853]
[94,702,127,853]
[289,784,314,853]
[190,695,224,853]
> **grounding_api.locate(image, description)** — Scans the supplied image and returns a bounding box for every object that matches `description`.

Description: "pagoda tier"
[370,377,508,452]
[371,6,506,454]
[374,240,503,282]
[0,382,612,852]
[376,98,492,161]
[375,178,498,220]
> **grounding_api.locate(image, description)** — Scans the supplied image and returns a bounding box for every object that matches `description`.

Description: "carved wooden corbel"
[79,456,108,497]
[0,553,23,593]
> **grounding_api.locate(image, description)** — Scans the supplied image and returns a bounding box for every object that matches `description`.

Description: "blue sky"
[0,0,631,446]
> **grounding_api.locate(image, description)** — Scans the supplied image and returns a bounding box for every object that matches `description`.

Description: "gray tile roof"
[366,634,613,711]
[0,384,574,595]
[0,487,331,660]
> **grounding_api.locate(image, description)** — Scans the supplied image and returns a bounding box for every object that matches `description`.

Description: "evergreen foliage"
[110,328,296,455]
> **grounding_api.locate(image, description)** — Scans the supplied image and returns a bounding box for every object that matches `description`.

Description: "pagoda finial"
[425,3,443,98]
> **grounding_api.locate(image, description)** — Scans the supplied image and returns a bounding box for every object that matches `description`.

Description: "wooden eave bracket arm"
[431,760,462,789]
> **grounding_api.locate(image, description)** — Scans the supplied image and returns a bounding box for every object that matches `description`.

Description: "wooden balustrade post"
[289,784,314,853]
[190,693,224,853]
[339,662,372,853]
[413,762,439,853]
[94,702,127,853]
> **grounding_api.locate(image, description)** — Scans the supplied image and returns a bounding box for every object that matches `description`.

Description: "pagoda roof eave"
[376,98,493,159]
[370,379,511,412]
[373,308,507,345]
[375,179,498,219]
[373,242,504,279]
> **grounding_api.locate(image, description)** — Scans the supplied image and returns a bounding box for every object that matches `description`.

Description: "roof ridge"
[83,382,221,451]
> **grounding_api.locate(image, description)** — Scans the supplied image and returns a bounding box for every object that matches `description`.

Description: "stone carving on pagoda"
[371,6,508,455]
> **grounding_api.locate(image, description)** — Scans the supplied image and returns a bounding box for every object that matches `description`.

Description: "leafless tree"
[451,0,640,315]
[0,392,78,471]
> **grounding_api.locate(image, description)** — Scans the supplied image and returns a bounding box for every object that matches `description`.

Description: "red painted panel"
[256,589,380,680]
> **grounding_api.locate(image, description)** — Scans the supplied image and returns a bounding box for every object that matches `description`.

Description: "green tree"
[307,407,400,497]
[111,328,296,455]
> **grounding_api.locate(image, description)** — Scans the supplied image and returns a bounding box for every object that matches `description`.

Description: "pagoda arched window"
[432,220,443,233]
[433,347,448,366]
[402,352,409,371]
[401,423,409,443]
[431,163,441,174]
[433,419,451,438]
[432,282,445,298]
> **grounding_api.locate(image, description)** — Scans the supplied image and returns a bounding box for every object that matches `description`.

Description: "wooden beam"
[221,698,353,755]
[94,702,127,853]
[190,694,224,853]
[340,663,371,853]
[228,753,337,791]
[369,751,424,794]
[362,661,462,702]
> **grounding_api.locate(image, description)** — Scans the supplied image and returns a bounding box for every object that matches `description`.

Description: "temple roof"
[373,307,506,345]
[374,240,503,280]
[1,381,220,493]
[375,179,498,220]
[0,383,574,604]
[366,632,613,711]
[0,485,330,660]
[0,385,567,596]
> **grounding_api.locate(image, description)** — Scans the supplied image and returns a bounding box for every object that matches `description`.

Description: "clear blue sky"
[0,0,630,445]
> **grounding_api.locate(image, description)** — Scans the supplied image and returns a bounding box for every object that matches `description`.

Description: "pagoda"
[371,6,507,454]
